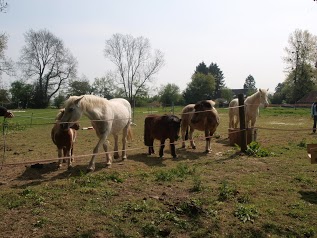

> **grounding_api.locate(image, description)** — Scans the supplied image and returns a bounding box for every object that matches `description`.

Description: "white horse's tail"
[127,124,133,141]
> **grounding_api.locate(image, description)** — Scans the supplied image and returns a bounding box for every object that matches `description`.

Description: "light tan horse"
[60,95,132,172]
[228,88,269,128]
[181,100,219,153]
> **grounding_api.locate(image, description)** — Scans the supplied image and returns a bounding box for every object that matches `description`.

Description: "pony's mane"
[55,109,65,120]
[246,88,268,101]
[65,95,108,110]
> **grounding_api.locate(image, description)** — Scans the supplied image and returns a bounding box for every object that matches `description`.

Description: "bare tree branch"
[104,33,165,103]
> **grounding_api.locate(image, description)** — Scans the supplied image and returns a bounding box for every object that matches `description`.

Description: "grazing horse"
[144,114,181,158]
[228,88,269,128]
[181,100,220,153]
[51,109,80,169]
[60,95,132,172]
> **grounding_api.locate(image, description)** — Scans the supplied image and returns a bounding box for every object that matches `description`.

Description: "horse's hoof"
[122,157,127,161]
[172,156,178,159]
[114,155,120,160]
[106,164,112,168]
[205,150,212,154]
[87,166,95,172]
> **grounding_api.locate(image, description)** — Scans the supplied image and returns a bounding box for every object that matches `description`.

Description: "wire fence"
[0,104,313,169]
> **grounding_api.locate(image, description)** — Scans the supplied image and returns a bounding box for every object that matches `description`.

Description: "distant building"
[231,89,249,98]
[297,91,317,104]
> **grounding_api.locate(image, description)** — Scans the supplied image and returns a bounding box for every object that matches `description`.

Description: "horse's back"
[108,98,132,132]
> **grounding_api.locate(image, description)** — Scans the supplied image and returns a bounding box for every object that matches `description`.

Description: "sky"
[1,0,317,94]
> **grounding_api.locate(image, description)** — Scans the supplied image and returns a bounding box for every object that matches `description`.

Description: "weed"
[245,141,270,157]
[155,163,195,182]
[218,181,238,201]
[234,204,258,223]
[190,175,203,192]
[297,138,307,148]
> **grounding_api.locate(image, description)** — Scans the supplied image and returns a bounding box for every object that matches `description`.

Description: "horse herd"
[51,89,269,172]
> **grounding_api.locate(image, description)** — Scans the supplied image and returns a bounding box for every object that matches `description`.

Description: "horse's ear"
[259,88,262,93]
[74,96,84,107]
[267,88,269,92]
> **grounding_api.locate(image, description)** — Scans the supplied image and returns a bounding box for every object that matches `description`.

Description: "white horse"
[228,88,269,128]
[60,95,132,171]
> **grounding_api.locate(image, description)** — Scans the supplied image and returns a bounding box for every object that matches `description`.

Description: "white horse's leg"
[189,127,196,149]
[88,135,108,171]
[234,115,239,128]
[121,126,128,160]
[113,134,120,159]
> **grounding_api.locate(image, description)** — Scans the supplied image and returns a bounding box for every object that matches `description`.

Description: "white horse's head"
[259,88,269,108]
[60,96,84,130]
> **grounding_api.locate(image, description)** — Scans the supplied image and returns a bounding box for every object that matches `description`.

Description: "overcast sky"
[1,0,317,94]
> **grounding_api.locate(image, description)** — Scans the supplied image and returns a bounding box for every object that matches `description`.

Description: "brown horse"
[144,114,181,158]
[51,109,80,169]
[181,100,219,153]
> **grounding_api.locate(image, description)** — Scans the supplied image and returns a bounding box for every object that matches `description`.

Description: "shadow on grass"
[298,190,317,204]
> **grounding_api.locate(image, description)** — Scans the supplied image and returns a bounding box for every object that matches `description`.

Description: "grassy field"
[0,106,316,238]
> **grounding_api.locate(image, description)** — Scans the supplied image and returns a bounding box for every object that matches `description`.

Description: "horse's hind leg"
[121,125,129,160]
[205,130,212,153]
[113,134,120,160]
[170,139,177,158]
[159,139,165,158]
[189,127,196,149]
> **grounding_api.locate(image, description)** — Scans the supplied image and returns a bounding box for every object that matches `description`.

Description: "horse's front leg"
[170,139,177,159]
[181,124,187,148]
[57,148,63,168]
[102,140,112,167]
[189,127,196,149]
[205,130,212,153]
[148,138,155,155]
[159,139,165,158]
[65,148,73,169]
[113,134,120,160]
[88,134,108,172]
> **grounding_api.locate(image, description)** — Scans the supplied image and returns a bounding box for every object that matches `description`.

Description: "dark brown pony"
[51,109,80,169]
[144,114,181,158]
[181,100,219,153]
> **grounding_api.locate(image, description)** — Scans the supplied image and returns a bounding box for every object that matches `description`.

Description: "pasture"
[0,106,317,238]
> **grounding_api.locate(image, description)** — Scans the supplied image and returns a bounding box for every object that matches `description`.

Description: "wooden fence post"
[238,94,247,152]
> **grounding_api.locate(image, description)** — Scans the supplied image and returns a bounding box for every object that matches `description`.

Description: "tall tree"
[92,72,119,99]
[0,0,8,12]
[208,62,225,98]
[159,83,183,106]
[195,61,208,75]
[104,33,164,104]
[19,29,77,108]
[10,80,33,108]
[183,73,215,104]
[243,74,257,95]
[0,33,14,80]
[283,29,317,102]
[68,75,92,96]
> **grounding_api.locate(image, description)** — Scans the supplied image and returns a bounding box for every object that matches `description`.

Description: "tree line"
[1,10,317,108]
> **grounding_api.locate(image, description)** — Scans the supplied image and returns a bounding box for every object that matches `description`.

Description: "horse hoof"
[106,164,112,168]
[87,166,95,172]
[173,156,178,159]
[205,150,212,154]
[122,157,127,161]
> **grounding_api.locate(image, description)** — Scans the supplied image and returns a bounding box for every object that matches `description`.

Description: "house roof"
[297,91,317,103]
[231,89,249,98]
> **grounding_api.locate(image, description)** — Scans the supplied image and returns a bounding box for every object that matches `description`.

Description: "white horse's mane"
[65,95,109,111]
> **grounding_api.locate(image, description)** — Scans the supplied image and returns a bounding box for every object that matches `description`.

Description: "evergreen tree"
[243,75,257,95]
[195,61,208,75]
[208,63,225,98]
[183,73,215,104]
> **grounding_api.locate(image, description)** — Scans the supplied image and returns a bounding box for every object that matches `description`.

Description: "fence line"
[0,104,313,168]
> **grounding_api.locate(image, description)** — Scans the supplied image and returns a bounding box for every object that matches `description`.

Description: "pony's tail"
[127,125,133,142]
[185,126,189,141]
